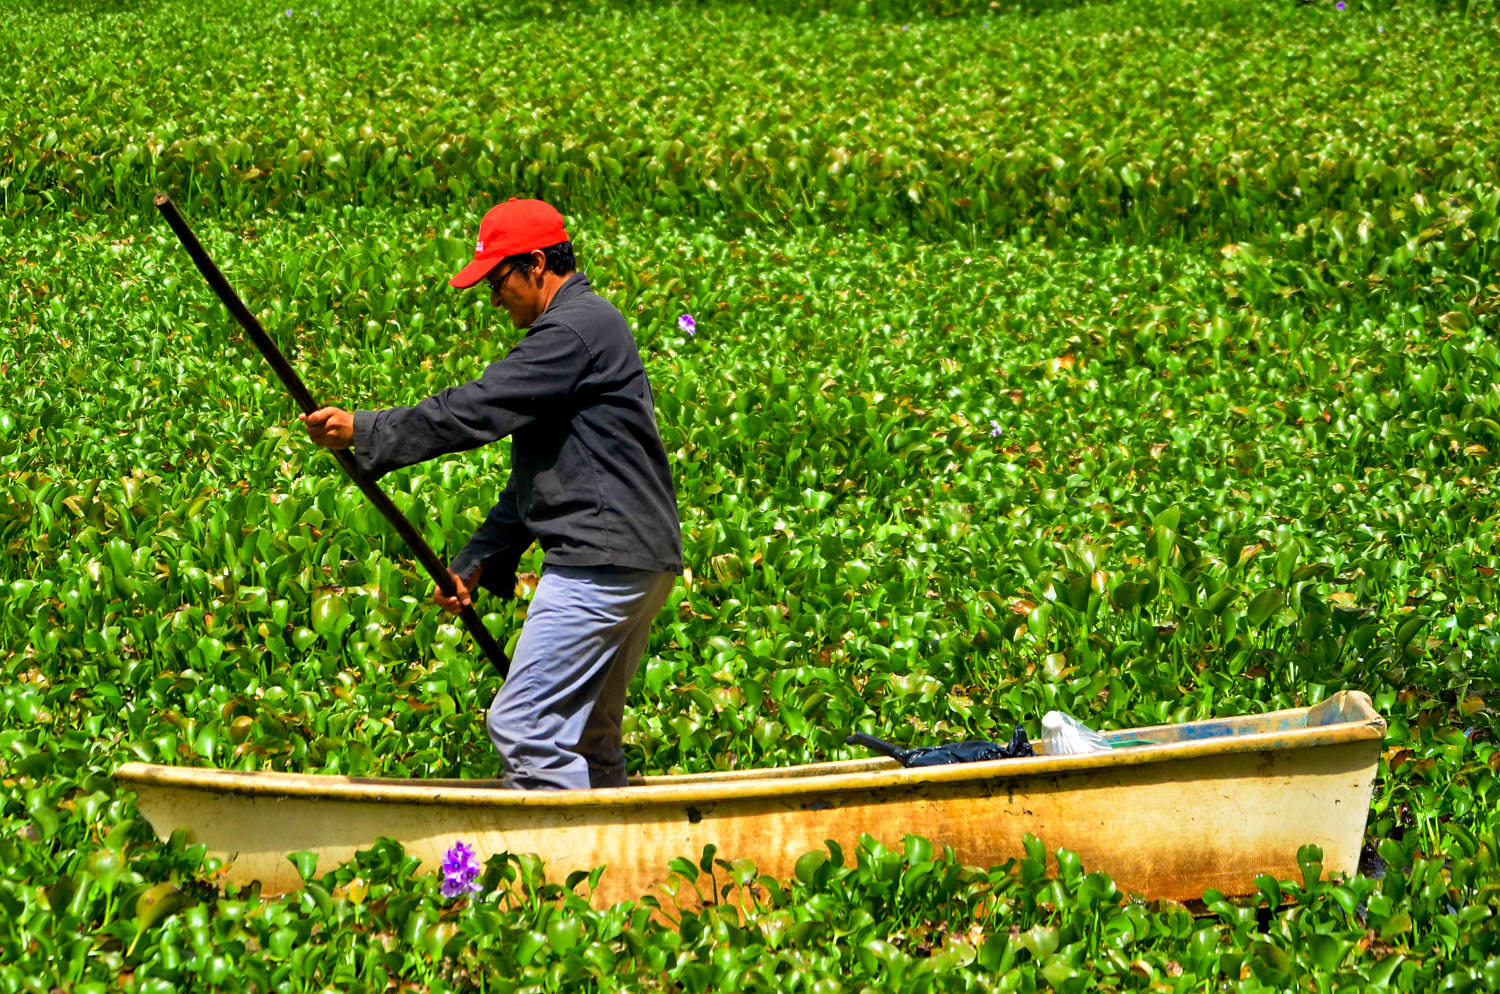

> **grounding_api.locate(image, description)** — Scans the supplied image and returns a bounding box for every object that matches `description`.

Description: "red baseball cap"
[449,198,569,289]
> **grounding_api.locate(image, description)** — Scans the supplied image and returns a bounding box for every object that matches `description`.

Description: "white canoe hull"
[115,691,1384,907]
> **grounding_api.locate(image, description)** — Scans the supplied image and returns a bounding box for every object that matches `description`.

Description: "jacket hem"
[540,551,683,574]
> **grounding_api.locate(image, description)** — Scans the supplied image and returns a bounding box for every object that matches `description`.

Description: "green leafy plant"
[3,0,1499,988]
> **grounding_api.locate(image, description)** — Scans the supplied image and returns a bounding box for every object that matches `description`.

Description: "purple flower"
[284,7,292,13]
[677,313,696,336]
[440,841,482,898]
[990,420,1003,437]
[1335,1,1344,7]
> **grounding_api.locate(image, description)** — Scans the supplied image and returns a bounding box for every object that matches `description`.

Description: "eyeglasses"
[485,264,521,293]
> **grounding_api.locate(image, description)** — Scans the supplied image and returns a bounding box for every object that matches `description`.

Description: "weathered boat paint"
[115,690,1383,907]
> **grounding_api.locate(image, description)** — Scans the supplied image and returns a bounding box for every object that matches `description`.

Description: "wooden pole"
[153,193,511,678]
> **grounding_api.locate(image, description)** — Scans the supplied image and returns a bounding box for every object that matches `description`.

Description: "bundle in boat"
[845,728,1034,766]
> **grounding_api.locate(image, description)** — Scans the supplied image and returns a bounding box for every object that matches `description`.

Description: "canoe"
[114,690,1384,908]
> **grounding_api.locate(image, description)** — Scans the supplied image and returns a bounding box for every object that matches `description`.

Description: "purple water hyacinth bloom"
[990,420,1003,437]
[440,841,482,898]
[1335,2,1345,8]
[678,314,696,336]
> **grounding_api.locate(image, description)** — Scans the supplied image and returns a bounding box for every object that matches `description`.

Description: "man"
[300,198,683,790]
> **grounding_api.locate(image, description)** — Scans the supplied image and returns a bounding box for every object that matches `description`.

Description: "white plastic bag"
[1040,711,1110,754]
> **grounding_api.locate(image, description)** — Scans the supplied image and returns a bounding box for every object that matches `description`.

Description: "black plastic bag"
[846,727,1034,768]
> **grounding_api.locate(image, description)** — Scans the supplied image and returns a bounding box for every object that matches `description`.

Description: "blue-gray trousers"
[488,565,676,789]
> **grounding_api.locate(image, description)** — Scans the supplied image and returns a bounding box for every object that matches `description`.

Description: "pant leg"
[576,571,676,787]
[486,566,675,790]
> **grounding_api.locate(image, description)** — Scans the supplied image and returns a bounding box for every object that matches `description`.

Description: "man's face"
[486,251,546,328]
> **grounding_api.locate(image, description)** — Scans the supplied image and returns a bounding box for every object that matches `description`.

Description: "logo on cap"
[476,239,485,254]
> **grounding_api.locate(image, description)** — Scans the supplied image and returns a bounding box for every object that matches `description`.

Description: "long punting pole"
[153,193,511,678]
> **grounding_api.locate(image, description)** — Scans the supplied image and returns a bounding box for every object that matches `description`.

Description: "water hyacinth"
[440,841,482,898]
[990,420,1003,437]
[678,313,696,336]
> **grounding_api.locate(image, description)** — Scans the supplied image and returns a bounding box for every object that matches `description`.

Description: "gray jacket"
[351,272,683,595]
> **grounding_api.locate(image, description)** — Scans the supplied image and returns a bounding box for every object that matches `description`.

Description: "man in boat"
[300,197,683,790]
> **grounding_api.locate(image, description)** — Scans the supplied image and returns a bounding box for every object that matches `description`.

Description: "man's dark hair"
[498,240,575,278]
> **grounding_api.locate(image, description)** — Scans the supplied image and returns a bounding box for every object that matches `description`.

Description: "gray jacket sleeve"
[348,320,592,482]
[450,475,533,600]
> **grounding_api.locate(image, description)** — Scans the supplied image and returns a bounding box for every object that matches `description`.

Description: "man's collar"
[550,271,591,305]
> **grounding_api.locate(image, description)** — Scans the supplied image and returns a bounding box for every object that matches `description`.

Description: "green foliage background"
[3,0,1500,990]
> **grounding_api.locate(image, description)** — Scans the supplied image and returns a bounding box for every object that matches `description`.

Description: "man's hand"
[435,565,482,616]
[300,407,354,449]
